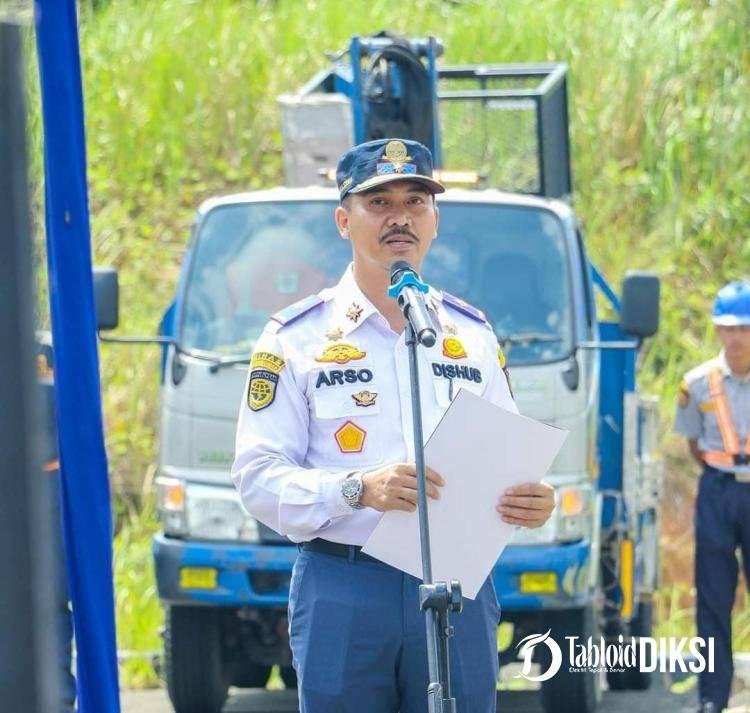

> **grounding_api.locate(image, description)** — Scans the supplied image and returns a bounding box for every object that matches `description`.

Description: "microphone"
[388,261,437,347]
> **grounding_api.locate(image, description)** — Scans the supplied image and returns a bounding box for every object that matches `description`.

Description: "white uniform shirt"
[232,265,517,544]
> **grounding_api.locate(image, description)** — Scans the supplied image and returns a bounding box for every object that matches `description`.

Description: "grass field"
[22,0,750,687]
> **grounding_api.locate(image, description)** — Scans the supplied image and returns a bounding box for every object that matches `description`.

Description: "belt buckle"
[736,471,750,483]
[733,454,750,467]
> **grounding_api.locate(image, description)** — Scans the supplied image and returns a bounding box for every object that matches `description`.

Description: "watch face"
[343,478,360,498]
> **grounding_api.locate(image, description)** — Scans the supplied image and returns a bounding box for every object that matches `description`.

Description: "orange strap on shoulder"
[707,369,740,454]
[704,368,750,469]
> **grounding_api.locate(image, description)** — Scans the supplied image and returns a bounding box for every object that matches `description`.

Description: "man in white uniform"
[232,138,555,712]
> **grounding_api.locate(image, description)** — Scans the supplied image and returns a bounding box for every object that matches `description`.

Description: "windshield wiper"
[207,355,251,373]
[498,332,563,346]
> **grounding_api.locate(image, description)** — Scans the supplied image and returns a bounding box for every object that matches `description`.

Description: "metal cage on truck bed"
[279,34,571,198]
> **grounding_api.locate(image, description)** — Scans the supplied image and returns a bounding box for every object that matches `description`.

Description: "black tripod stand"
[389,260,463,711]
[404,321,464,712]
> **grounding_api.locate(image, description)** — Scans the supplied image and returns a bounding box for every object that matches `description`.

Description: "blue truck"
[97,33,662,713]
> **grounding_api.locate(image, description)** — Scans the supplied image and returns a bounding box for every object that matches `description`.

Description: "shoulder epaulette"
[441,291,488,325]
[684,356,722,385]
[271,295,324,328]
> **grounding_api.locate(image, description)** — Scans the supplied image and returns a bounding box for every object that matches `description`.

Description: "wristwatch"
[341,471,364,509]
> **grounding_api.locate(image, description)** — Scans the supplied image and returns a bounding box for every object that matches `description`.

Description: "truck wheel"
[231,661,272,688]
[539,606,600,713]
[165,605,229,713]
[626,601,653,691]
[280,664,298,688]
[605,601,653,692]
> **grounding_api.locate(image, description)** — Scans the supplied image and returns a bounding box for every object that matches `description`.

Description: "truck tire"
[539,606,600,713]
[280,664,298,688]
[605,601,653,691]
[231,661,272,688]
[164,605,229,713]
[626,601,653,690]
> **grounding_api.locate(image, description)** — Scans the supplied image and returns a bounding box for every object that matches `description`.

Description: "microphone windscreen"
[390,260,414,285]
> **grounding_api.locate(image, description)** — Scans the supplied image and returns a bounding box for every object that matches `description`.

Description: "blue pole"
[35,2,121,711]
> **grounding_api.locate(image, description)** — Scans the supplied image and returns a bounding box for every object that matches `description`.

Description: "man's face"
[716,324,750,360]
[334,181,439,275]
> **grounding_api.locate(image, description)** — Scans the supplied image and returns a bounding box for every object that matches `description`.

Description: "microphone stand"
[404,320,463,713]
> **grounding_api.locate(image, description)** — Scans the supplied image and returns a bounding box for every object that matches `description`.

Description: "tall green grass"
[21,0,750,684]
[25,0,749,505]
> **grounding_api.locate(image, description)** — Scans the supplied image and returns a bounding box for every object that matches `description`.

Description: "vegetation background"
[23,0,749,687]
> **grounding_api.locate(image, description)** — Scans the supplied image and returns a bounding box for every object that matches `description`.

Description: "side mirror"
[93,266,119,331]
[620,271,660,338]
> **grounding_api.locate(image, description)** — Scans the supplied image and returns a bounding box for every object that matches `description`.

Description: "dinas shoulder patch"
[247,351,286,412]
[441,291,488,326]
[271,295,324,328]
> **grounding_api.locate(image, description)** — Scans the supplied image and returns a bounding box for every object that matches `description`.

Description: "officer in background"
[675,280,750,713]
[232,138,555,712]
[37,335,77,712]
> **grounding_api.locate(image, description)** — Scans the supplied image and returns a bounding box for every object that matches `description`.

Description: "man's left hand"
[496,482,555,528]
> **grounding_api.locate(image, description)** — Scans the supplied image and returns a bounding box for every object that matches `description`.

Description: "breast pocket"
[308,367,384,467]
[430,360,487,409]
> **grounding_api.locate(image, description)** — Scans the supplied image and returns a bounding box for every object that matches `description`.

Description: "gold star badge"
[442,322,458,336]
[325,326,344,341]
[346,303,363,323]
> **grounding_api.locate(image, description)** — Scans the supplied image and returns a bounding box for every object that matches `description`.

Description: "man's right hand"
[360,463,444,512]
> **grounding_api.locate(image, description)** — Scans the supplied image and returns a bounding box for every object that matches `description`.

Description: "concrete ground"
[119,674,750,713]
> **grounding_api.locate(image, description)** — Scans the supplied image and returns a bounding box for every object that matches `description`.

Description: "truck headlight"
[156,476,187,536]
[555,485,591,542]
[185,483,260,542]
[508,483,592,545]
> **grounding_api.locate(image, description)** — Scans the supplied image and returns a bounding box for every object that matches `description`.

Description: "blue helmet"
[712,280,750,326]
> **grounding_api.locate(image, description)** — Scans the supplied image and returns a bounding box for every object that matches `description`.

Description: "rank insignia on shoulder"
[441,291,488,325]
[346,303,364,323]
[247,369,279,411]
[442,337,467,360]
[271,295,324,328]
[352,390,377,407]
[316,342,367,365]
[678,380,690,409]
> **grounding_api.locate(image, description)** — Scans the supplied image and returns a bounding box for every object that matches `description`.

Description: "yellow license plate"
[179,567,218,590]
[519,571,557,594]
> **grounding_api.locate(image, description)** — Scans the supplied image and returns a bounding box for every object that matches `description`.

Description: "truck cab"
[95,36,661,713]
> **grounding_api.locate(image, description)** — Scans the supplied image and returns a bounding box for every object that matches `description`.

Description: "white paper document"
[361,389,568,599]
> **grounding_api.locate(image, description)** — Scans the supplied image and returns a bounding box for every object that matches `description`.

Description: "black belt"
[704,464,748,481]
[300,538,380,564]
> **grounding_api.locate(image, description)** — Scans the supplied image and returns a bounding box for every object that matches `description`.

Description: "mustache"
[381,227,418,243]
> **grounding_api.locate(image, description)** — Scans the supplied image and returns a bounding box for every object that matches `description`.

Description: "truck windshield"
[180,200,572,365]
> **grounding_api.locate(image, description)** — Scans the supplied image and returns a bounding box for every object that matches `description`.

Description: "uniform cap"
[336,138,445,200]
[712,280,750,326]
